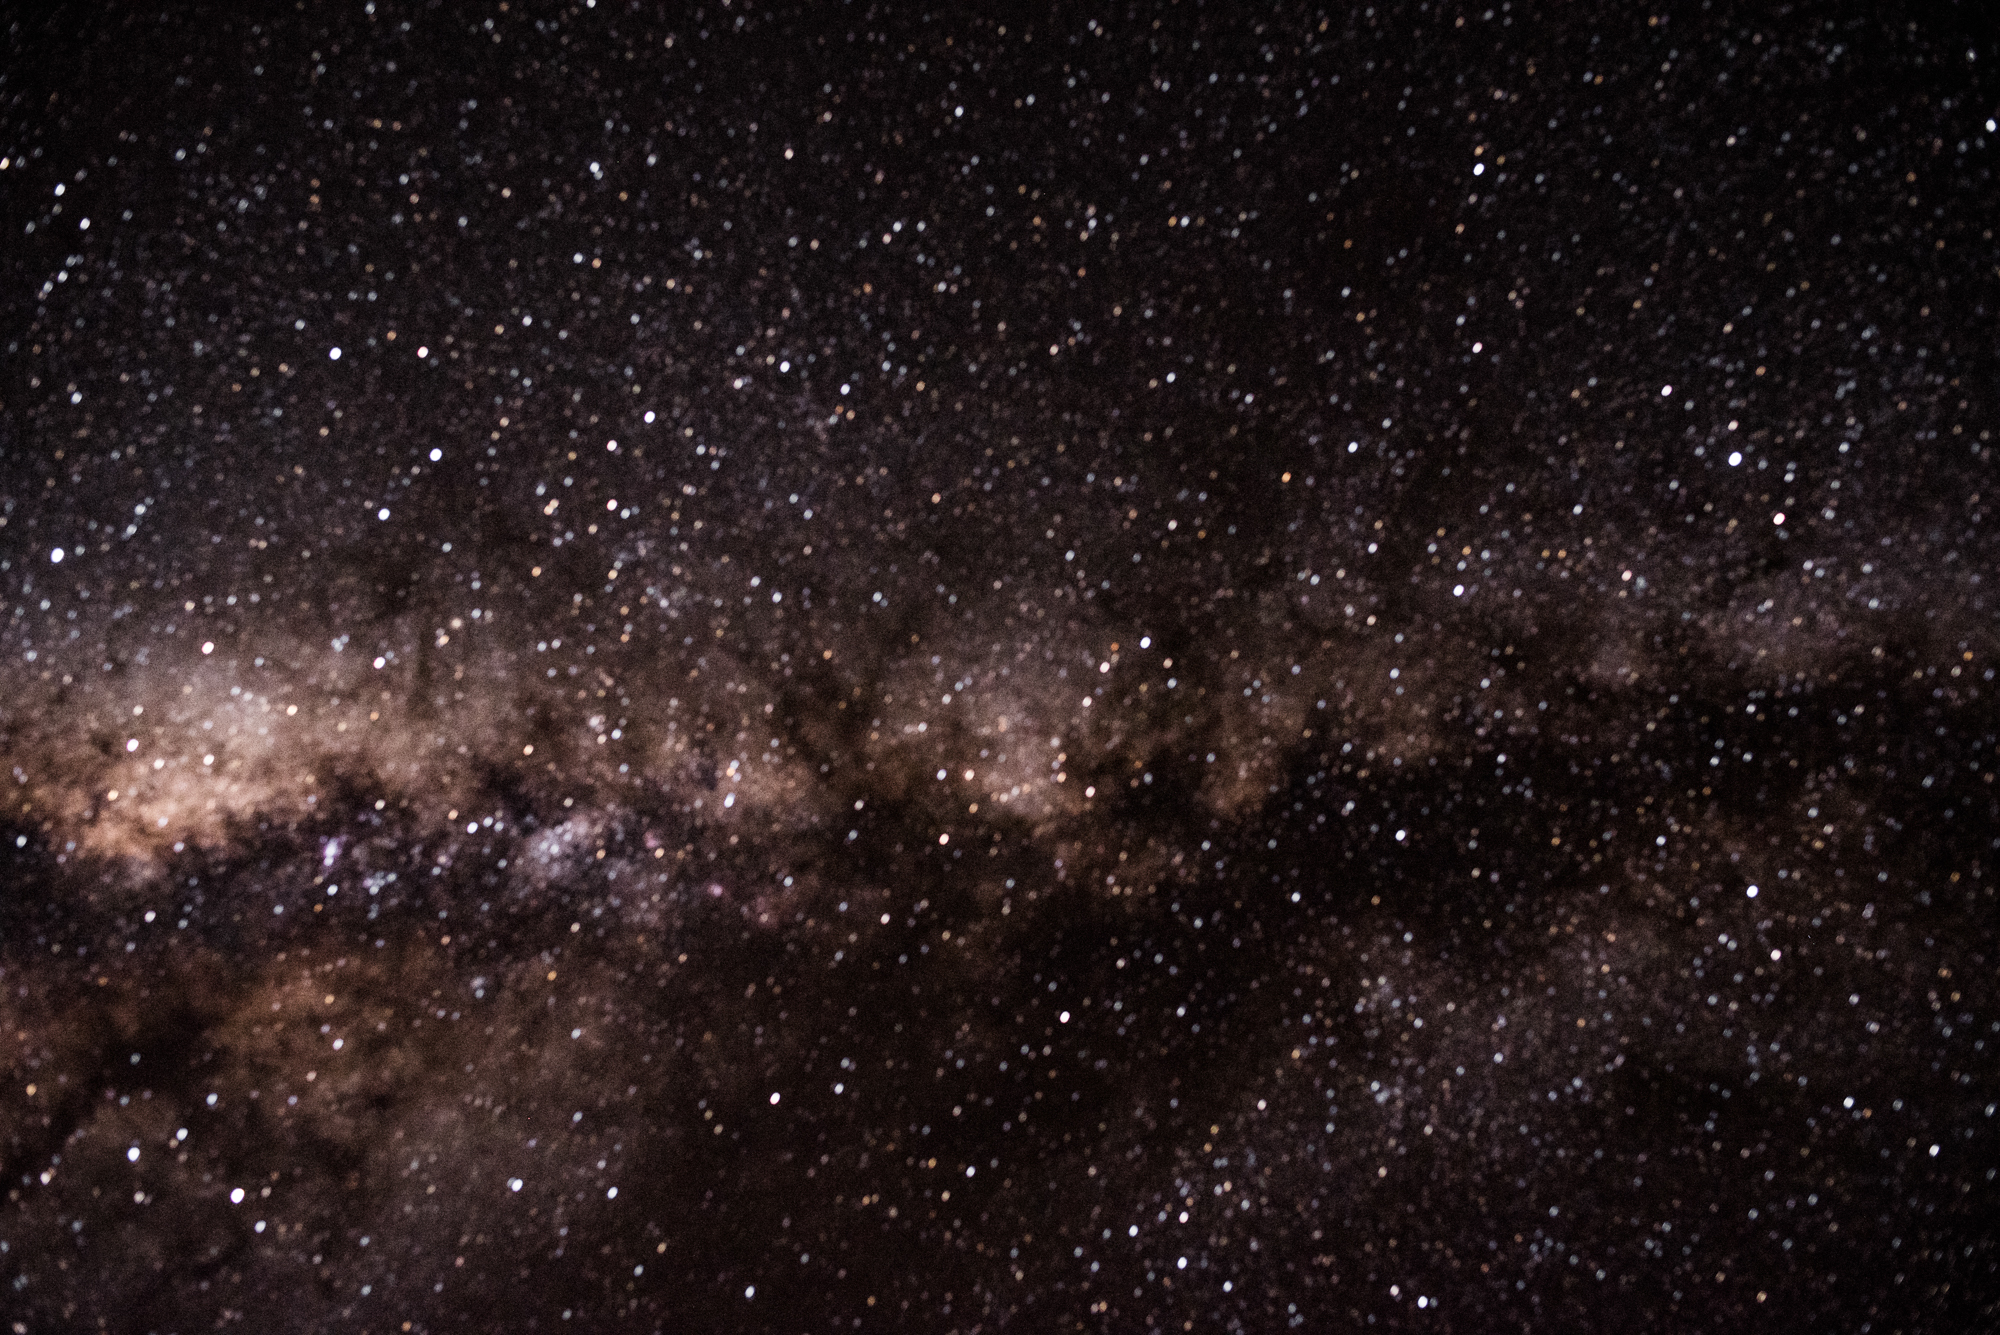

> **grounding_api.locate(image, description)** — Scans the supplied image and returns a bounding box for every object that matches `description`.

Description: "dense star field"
[3,3,1997,1331]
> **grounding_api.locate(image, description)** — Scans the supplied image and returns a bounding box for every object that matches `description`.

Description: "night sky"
[3,3,1998,1332]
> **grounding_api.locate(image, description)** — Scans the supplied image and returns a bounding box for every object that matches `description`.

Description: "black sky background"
[3,2,1998,1332]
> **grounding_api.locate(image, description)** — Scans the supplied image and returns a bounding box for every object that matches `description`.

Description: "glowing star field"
[2,5,1996,1332]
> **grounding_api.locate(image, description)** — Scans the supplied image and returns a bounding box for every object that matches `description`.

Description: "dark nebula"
[2,4,1996,1332]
